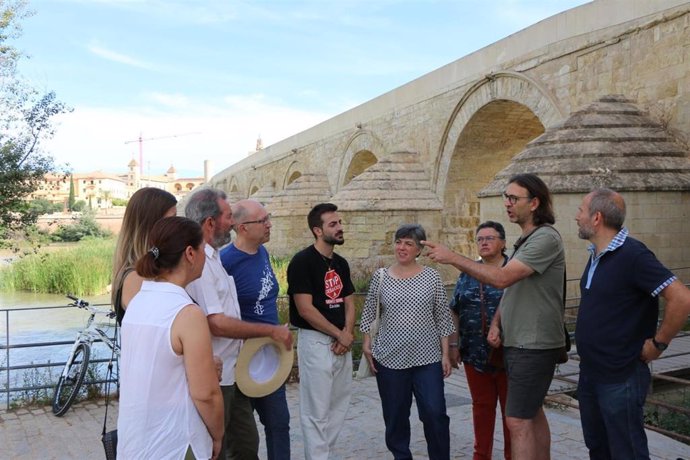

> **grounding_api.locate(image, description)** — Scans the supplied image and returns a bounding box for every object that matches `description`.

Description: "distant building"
[28,159,207,209]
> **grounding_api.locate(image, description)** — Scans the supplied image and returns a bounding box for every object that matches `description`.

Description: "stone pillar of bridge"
[266,173,333,259]
[331,151,444,280]
[479,95,690,290]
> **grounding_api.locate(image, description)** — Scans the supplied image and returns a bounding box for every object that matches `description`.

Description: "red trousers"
[464,362,511,460]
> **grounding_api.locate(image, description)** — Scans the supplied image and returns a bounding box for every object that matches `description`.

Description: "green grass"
[0,238,115,296]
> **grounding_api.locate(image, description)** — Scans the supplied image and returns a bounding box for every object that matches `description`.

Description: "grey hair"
[394,224,427,248]
[184,188,228,225]
[589,188,626,230]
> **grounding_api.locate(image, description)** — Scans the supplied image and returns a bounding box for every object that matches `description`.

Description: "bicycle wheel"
[52,342,90,416]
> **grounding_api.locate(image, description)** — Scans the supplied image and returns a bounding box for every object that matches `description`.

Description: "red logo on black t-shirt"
[324,269,343,301]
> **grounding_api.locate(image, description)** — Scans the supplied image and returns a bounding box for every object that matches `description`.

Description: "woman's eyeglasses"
[476,236,499,243]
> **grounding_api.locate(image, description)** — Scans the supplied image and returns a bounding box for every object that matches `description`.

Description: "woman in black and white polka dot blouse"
[360,223,455,460]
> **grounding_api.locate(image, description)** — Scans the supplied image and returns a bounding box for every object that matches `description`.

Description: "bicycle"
[52,295,120,416]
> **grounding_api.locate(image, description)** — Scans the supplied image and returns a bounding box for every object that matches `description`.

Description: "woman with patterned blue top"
[449,221,511,460]
[360,224,455,460]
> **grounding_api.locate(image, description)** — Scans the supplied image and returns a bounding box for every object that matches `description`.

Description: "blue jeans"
[375,360,450,460]
[577,360,651,460]
[251,384,290,460]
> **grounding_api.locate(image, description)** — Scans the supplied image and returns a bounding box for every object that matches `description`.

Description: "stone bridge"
[209,0,690,283]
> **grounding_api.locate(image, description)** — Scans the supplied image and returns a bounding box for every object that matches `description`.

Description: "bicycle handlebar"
[66,294,89,307]
[66,295,118,320]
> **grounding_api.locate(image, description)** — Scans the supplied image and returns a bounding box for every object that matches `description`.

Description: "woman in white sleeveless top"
[118,216,224,459]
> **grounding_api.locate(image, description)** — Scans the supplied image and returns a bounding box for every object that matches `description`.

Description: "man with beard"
[185,188,293,460]
[575,188,690,459]
[424,173,566,460]
[287,203,356,460]
[220,199,292,460]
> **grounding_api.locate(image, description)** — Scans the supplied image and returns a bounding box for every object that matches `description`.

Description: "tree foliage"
[0,1,71,243]
[51,211,111,242]
[28,198,61,214]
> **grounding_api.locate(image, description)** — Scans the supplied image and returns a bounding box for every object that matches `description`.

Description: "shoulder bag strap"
[102,320,118,436]
[375,268,384,321]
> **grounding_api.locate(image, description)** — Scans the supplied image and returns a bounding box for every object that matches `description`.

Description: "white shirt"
[118,281,211,459]
[186,243,242,386]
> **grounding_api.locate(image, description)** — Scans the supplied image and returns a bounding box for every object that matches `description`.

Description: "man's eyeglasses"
[502,193,532,205]
[241,214,271,225]
[476,236,499,243]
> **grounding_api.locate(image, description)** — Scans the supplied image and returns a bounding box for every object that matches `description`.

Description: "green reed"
[0,238,115,296]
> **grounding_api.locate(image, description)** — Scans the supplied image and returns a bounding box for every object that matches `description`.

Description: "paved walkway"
[1,368,688,459]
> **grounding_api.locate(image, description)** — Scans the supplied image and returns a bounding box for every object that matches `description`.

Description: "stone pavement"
[1,368,688,459]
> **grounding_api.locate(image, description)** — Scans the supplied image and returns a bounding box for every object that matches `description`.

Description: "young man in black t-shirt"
[287,203,355,460]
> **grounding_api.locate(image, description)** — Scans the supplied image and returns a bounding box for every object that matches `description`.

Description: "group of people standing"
[113,187,292,459]
[422,173,690,460]
[109,170,690,460]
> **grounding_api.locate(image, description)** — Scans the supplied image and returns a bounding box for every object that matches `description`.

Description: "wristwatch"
[652,338,668,351]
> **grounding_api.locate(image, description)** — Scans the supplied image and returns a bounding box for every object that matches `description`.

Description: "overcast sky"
[16,0,589,178]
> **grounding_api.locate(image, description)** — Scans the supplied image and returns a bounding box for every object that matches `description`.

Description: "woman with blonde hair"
[111,187,177,324]
[117,216,224,459]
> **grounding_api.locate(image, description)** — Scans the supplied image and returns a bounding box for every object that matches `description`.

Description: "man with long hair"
[424,173,566,460]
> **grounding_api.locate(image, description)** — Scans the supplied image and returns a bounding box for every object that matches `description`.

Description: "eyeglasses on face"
[476,236,500,243]
[241,214,271,225]
[502,193,532,205]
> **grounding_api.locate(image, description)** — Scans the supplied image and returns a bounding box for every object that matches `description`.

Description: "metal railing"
[548,271,690,444]
[0,303,118,410]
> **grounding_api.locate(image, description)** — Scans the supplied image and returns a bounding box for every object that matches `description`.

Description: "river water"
[0,291,115,399]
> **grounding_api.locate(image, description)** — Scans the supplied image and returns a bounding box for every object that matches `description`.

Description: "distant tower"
[204,160,213,184]
[256,134,263,152]
[166,164,177,180]
[127,158,140,194]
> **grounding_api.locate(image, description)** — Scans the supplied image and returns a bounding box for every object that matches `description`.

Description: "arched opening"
[442,99,544,255]
[287,171,301,186]
[343,150,377,186]
[249,185,259,196]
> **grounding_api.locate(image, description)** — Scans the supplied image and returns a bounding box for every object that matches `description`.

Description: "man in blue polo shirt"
[575,188,690,459]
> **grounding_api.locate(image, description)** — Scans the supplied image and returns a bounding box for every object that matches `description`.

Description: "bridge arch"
[434,71,565,197]
[283,161,303,189]
[434,71,565,254]
[336,129,385,192]
[247,178,259,197]
[228,176,240,194]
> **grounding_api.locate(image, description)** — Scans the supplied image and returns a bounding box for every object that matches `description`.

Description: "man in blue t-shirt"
[575,188,690,459]
[220,199,291,460]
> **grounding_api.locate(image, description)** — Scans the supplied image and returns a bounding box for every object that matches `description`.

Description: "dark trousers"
[375,360,450,460]
[221,384,259,460]
[251,384,291,460]
[577,361,651,460]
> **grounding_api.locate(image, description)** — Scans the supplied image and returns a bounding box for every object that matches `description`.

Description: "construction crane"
[124,132,200,174]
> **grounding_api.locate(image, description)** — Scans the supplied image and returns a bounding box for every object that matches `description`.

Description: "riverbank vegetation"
[1,241,377,299]
[0,238,115,296]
